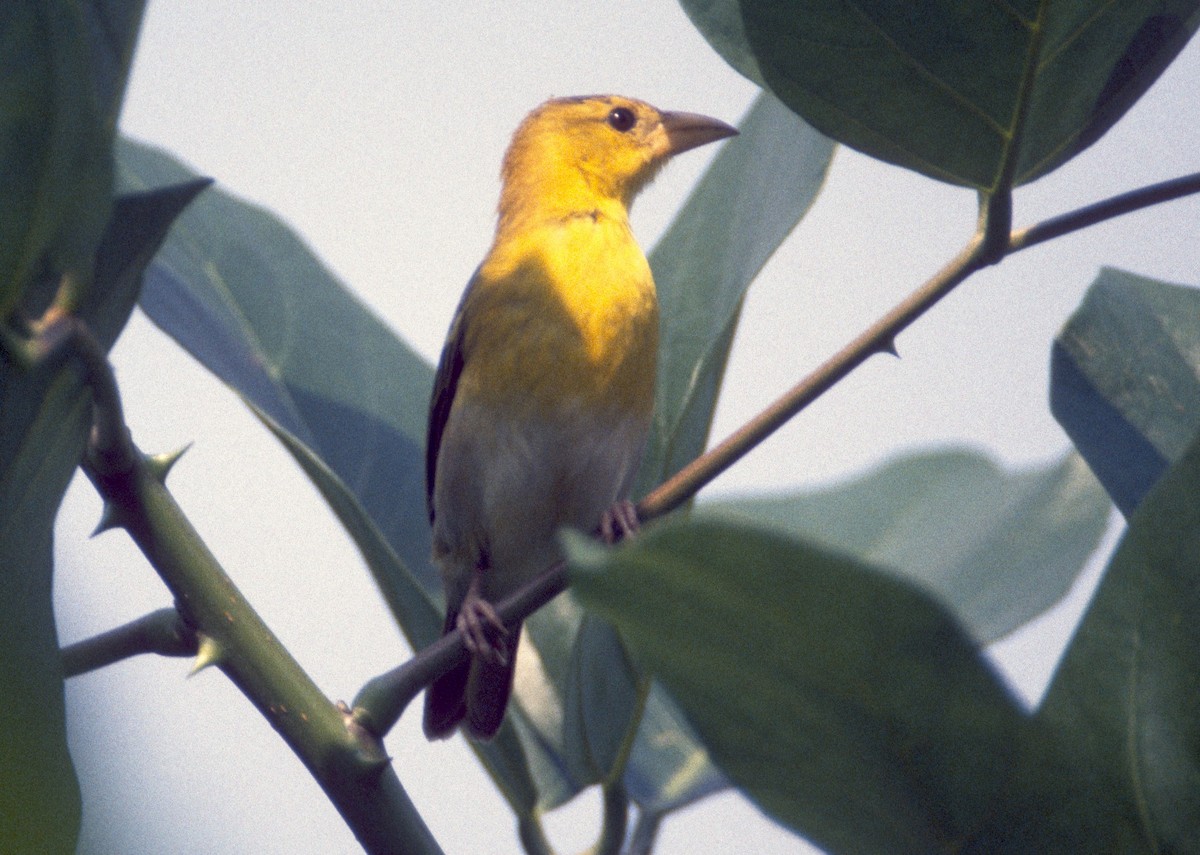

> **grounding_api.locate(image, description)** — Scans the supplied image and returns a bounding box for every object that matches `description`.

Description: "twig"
[61,607,197,677]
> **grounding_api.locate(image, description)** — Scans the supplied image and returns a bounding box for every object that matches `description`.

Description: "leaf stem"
[589,781,630,855]
[625,809,661,855]
[61,607,196,677]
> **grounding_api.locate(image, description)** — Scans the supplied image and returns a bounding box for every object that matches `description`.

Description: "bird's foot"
[457,589,509,665]
[599,499,640,545]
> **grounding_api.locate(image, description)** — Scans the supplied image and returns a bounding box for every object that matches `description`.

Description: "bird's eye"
[607,107,636,132]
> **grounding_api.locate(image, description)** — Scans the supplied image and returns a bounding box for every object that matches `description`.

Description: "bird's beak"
[659,111,739,156]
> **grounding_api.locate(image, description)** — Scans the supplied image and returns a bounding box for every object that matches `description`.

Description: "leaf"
[0,180,206,854]
[0,0,146,317]
[680,0,1200,189]
[1051,267,1200,516]
[561,614,642,783]
[704,447,1111,642]
[117,138,441,609]
[1039,414,1200,852]
[567,518,1060,854]
[636,90,834,496]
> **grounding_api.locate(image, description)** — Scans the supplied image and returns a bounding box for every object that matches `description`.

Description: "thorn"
[144,443,192,484]
[91,501,126,536]
[877,337,900,358]
[188,634,224,676]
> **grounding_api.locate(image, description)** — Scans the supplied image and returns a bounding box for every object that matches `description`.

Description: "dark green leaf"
[613,91,833,816]
[681,0,1200,188]
[0,0,145,317]
[567,518,1046,854]
[704,448,1111,642]
[1051,267,1200,516]
[1039,415,1200,852]
[0,180,204,854]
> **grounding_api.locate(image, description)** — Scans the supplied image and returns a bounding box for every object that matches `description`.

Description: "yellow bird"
[423,95,737,740]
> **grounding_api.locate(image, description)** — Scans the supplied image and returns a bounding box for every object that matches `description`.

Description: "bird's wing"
[425,268,480,525]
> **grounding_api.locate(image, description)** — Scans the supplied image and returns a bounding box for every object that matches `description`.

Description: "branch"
[643,169,1200,520]
[61,607,196,677]
[1010,170,1200,252]
[46,314,443,854]
[353,168,1200,738]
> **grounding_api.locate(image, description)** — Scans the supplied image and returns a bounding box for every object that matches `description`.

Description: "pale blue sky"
[54,3,1200,853]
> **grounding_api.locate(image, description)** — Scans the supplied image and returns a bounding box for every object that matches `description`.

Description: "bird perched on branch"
[423,94,737,740]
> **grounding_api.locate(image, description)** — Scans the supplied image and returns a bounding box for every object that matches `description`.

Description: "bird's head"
[498,95,737,227]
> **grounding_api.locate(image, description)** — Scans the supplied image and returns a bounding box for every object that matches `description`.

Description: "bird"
[422,94,737,740]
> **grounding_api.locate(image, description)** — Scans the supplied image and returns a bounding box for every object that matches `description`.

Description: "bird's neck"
[496,156,632,237]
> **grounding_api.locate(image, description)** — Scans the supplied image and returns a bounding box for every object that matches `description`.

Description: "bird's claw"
[599,499,640,544]
[457,595,509,665]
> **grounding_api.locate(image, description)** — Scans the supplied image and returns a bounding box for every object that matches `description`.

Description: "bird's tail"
[422,615,520,741]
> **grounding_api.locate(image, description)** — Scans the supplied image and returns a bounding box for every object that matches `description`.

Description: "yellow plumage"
[423,95,736,740]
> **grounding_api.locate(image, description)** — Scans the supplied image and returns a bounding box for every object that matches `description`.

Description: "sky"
[52,3,1200,853]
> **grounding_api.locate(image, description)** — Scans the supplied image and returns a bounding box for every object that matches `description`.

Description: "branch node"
[977,188,1013,266]
[340,701,392,779]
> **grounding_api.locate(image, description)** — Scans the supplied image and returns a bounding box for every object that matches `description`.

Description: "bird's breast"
[463,216,659,418]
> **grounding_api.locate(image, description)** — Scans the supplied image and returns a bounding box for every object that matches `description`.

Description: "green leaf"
[636,90,834,496]
[1051,267,1200,516]
[561,614,642,783]
[567,518,1049,854]
[704,447,1111,642]
[0,0,146,317]
[0,180,205,854]
[1039,414,1200,852]
[680,0,1200,189]
[117,138,441,608]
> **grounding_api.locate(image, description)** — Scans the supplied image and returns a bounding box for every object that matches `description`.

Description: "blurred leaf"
[0,180,205,854]
[117,138,441,607]
[623,685,726,815]
[636,90,834,497]
[1051,268,1200,516]
[567,518,1073,854]
[1039,414,1200,852]
[0,0,145,317]
[114,139,558,815]
[561,614,642,783]
[705,447,1111,642]
[680,0,1200,188]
